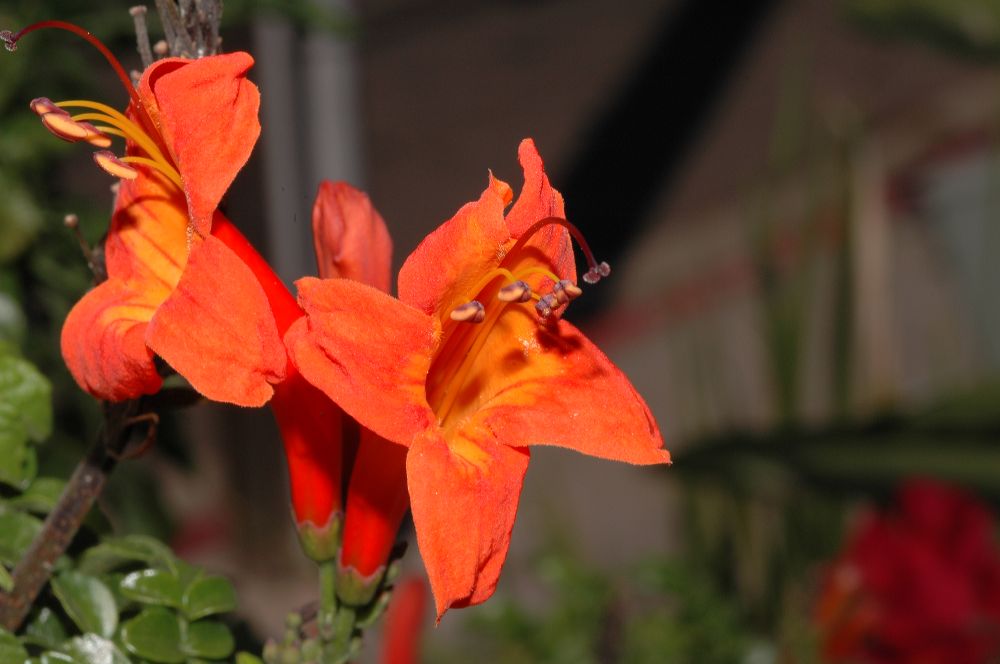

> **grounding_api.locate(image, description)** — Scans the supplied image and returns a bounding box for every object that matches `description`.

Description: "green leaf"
[51,571,118,638]
[39,653,74,663]
[0,629,28,664]
[23,607,68,650]
[120,608,185,663]
[78,535,178,575]
[182,621,234,660]
[0,292,25,349]
[0,354,52,489]
[181,576,236,620]
[0,508,42,565]
[0,565,11,593]
[235,653,264,664]
[9,477,67,514]
[63,635,130,664]
[121,569,184,608]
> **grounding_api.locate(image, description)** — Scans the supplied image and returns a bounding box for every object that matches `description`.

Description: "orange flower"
[286,139,670,618]
[10,19,287,404]
[13,21,345,549]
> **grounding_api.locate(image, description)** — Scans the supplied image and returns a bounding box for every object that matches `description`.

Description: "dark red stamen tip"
[3,21,140,108]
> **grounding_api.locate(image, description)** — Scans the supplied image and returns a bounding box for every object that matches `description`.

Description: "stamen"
[119,156,183,188]
[497,280,532,303]
[58,101,170,165]
[30,97,63,115]
[37,111,111,148]
[551,279,582,304]
[94,151,138,180]
[450,301,486,324]
[535,294,559,319]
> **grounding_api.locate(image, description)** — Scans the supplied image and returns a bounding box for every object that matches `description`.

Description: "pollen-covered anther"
[38,109,111,148]
[450,300,486,324]
[535,294,559,319]
[497,280,532,303]
[93,150,138,180]
[583,261,611,285]
[551,279,583,305]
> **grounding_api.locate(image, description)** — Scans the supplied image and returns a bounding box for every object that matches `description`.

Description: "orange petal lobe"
[406,431,529,619]
[461,313,668,465]
[312,181,393,290]
[141,53,261,236]
[286,277,438,446]
[145,235,285,406]
[61,279,163,401]
[503,139,575,282]
[397,181,510,319]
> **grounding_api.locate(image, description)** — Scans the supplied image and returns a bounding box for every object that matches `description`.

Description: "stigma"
[9,21,183,190]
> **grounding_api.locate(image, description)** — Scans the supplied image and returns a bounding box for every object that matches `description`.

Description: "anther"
[38,109,111,148]
[551,279,583,305]
[450,301,486,324]
[535,294,558,319]
[497,280,532,303]
[93,151,138,180]
[30,97,64,116]
[583,261,611,285]
[153,40,169,57]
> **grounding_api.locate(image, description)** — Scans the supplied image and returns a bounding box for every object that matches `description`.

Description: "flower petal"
[103,167,188,287]
[286,277,438,445]
[449,307,668,464]
[61,278,164,402]
[140,53,261,236]
[406,430,529,619]
[397,178,511,319]
[145,235,286,406]
[504,138,575,282]
[312,181,393,291]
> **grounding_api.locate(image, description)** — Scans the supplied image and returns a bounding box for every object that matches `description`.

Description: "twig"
[0,401,143,631]
[130,6,154,68]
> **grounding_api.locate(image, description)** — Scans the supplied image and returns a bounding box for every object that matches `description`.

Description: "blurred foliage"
[844,0,1000,60]
[430,542,756,664]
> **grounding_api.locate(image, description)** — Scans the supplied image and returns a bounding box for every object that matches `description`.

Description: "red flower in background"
[816,480,1000,663]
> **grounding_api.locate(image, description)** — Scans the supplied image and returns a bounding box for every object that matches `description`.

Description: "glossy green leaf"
[78,535,178,575]
[120,569,184,608]
[182,576,236,620]
[182,620,234,660]
[0,354,51,489]
[0,508,42,565]
[51,571,117,638]
[120,608,185,663]
[64,635,130,664]
[23,607,68,650]
[0,629,28,664]
[9,477,67,514]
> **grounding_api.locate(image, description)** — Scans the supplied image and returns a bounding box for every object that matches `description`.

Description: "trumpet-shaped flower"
[5,19,289,405]
[9,21,345,549]
[286,139,670,617]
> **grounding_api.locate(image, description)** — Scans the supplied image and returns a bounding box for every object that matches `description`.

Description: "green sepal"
[295,511,342,563]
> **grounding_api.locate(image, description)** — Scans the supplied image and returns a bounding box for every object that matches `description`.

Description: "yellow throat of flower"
[427,216,610,429]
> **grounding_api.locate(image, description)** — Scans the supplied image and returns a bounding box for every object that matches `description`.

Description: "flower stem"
[0,400,143,631]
